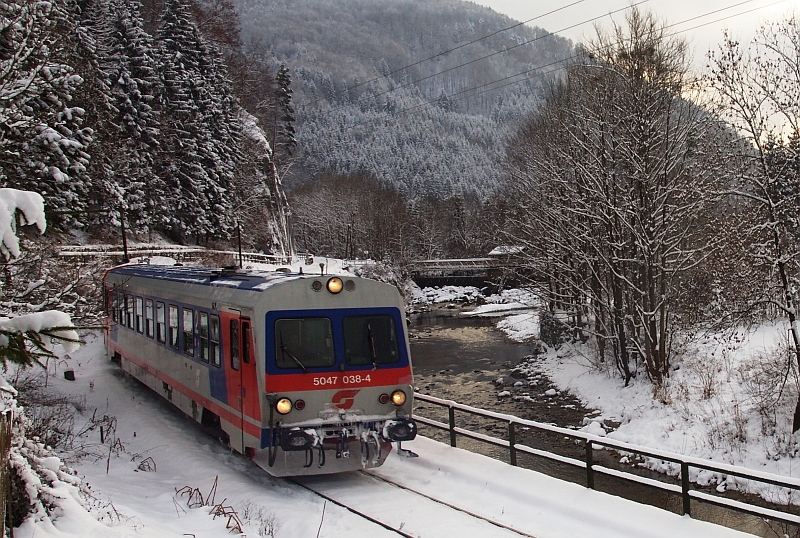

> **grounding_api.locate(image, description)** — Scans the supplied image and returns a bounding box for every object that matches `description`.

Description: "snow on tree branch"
[0,188,46,260]
[0,188,78,365]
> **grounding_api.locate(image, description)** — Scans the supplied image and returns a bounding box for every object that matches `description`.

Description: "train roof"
[105,264,322,292]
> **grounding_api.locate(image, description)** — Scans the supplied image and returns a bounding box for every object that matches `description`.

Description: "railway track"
[288,470,539,538]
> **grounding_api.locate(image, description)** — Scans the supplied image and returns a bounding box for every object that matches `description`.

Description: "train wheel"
[200,409,230,447]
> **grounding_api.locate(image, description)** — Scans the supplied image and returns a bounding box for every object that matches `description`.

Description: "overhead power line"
[341,0,785,129]
[302,0,590,106]
[306,0,653,109]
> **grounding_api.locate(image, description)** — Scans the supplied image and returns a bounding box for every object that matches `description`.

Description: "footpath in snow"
[15,335,759,538]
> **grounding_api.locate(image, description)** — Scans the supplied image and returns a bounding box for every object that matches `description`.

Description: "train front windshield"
[275,318,336,368]
[272,313,402,370]
[343,315,400,366]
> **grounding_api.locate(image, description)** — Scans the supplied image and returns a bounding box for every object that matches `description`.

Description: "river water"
[407,307,793,538]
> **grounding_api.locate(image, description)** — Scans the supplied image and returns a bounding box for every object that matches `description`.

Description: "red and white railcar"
[103,264,416,475]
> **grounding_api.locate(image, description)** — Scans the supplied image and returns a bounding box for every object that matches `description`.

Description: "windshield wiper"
[367,322,378,370]
[280,332,308,372]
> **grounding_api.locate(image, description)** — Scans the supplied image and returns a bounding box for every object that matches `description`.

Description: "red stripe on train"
[107,342,263,438]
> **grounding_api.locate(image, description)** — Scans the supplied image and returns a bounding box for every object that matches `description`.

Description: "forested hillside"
[234,0,573,197]
[0,0,293,254]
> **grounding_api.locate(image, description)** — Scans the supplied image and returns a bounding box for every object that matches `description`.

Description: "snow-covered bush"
[538,311,574,347]
[8,368,85,451]
[8,415,91,530]
[0,189,79,366]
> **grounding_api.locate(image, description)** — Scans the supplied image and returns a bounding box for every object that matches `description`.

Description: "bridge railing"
[413,392,800,528]
[57,245,291,265]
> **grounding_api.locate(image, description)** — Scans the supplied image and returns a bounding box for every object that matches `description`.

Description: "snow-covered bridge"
[407,257,523,290]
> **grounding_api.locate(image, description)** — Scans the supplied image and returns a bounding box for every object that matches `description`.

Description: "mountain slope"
[233,0,574,197]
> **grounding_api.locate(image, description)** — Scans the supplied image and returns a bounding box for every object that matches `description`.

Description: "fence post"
[681,462,691,516]
[585,439,594,489]
[0,411,11,537]
[508,422,517,466]
[448,406,457,447]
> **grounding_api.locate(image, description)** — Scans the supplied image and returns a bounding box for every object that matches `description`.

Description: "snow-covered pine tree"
[273,63,296,162]
[68,0,116,219]
[101,0,164,232]
[66,0,163,233]
[156,0,236,242]
[0,0,92,226]
[0,189,79,366]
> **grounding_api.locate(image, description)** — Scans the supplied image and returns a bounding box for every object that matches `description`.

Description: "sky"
[474,0,799,67]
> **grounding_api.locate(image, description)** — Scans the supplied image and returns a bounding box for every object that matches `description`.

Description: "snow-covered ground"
[15,335,757,537]
[417,285,800,505]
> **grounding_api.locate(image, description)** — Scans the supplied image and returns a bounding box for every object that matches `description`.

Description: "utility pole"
[120,206,129,263]
[237,220,243,269]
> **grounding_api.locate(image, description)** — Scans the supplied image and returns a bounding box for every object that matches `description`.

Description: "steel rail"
[286,477,417,538]
[362,470,540,538]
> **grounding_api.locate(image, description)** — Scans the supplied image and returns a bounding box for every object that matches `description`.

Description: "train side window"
[230,320,239,371]
[198,312,209,363]
[145,299,154,338]
[116,292,125,324]
[156,302,166,343]
[109,290,118,323]
[168,305,179,349]
[242,322,251,364]
[182,308,194,356]
[135,297,144,333]
[126,295,134,329]
[105,288,113,318]
[210,315,221,367]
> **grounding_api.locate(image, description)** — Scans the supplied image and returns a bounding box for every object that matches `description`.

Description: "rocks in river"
[497,391,511,398]
[510,368,527,379]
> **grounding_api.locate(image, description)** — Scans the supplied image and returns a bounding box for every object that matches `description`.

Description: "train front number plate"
[312,374,373,387]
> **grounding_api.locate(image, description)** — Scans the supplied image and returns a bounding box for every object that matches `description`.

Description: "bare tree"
[708,18,800,428]
[289,172,410,262]
[504,8,723,386]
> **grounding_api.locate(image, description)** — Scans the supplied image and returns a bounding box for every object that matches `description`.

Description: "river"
[407,307,791,537]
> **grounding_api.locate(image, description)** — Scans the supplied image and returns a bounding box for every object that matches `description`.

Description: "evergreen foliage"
[0,0,293,255]
[233,0,573,197]
[99,0,164,231]
[274,64,296,161]
[0,0,92,227]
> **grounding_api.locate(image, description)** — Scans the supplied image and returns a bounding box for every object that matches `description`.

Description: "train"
[103,263,417,476]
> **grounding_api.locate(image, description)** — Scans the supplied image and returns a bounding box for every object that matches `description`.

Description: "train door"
[228,316,258,450]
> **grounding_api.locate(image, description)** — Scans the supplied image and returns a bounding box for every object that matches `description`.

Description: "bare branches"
[504,7,722,386]
[707,15,800,408]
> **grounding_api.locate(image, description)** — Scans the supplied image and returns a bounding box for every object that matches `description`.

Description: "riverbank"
[413,286,800,510]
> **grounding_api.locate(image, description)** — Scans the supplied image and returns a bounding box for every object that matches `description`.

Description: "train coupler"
[336,428,350,459]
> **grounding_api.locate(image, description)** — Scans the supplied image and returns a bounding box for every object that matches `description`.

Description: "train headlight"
[275,398,293,414]
[327,277,343,294]
[391,390,406,406]
[379,393,390,404]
